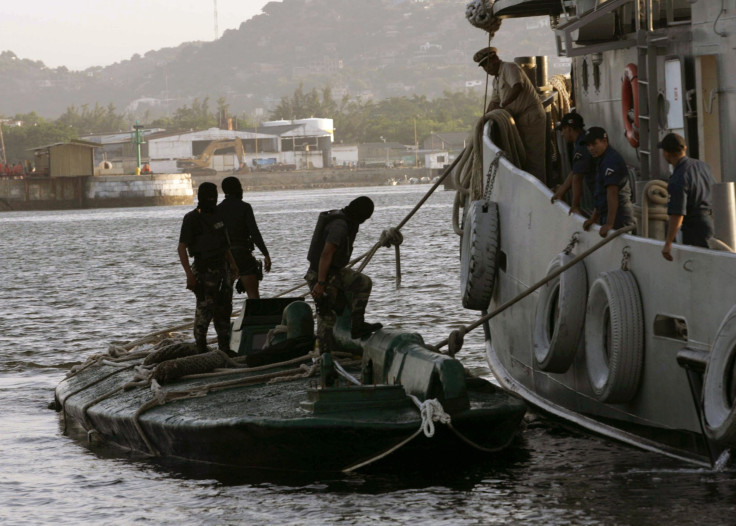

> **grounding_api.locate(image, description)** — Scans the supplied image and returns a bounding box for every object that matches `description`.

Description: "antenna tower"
[213,0,219,40]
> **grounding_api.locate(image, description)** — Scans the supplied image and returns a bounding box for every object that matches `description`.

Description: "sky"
[2,0,273,70]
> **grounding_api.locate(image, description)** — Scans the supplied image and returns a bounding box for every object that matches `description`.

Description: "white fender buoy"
[584,269,644,403]
[461,200,500,310]
[534,252,587,373]
[703,305,736,445]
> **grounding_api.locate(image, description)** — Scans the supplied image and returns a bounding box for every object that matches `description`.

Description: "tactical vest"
[307,209,357,271]
[189,213,228,262]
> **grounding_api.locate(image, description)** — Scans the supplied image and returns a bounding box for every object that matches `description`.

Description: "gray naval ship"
[459,0,736,466]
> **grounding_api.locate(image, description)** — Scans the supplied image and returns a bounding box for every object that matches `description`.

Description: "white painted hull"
[479,130,736,465]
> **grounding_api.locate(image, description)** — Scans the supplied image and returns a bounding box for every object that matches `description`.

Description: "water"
[2,185,736,525]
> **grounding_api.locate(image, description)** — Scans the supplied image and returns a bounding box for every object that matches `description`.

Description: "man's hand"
[186,272,197,291]
[662,241,673,261]
[551,190,564,204]
[599,224,613,237]
[569,206,582,217]
[264,255,272,272]
[583,218,595,231]
[230,265,240,282]
[311,282,325,299]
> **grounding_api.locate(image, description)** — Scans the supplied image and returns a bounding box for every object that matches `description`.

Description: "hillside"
[0,0,561,119]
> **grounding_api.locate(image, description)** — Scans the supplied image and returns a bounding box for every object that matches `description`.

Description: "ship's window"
[498,250,507,273]
[593,61,601,92]
[653,314,688,341]
[581,58,589,93]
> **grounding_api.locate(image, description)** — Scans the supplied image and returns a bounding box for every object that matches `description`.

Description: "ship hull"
[478,131,736,466]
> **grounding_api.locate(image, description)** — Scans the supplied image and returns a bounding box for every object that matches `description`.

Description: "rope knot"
[379,227,403,248]
[448,327,466,357]
[419,398,451,437]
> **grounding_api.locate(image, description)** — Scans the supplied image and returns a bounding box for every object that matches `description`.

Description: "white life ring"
[584,269,644,403]
[461,200,500,310]
[533,252,587,373]
[703,305,736,444]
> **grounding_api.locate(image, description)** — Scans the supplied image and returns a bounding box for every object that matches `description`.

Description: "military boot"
[350,314,382,339]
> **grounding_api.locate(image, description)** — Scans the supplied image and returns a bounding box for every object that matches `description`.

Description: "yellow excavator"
[176,138,249,176]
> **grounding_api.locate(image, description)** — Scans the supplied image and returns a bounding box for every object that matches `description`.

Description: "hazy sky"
[2,0,273,70]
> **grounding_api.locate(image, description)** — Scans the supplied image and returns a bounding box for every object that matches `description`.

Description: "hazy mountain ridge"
[0,0,558,119]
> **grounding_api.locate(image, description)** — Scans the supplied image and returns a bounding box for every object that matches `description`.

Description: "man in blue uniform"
[305,196,382,349]
[658,132,716,260]
[217,177,271,298]
[581,127,635,237]
[178,182,239,354]
[551,112,595,216]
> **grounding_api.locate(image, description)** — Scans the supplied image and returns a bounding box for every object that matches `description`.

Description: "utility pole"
[0,120,6,166]
[213,0,219,40]
[414,118,418,168]
[133,122,145,174]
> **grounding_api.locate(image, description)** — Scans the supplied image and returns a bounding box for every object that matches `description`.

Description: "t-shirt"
[667,156,715,219]
[216,196,269,255]
[593,146,633,227]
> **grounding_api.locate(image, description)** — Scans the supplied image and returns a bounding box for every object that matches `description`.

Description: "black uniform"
[593,146,634,228]
[217,195,269,276]
[668,156,715,247]
[572,129,596,208]
[179,208,233,352]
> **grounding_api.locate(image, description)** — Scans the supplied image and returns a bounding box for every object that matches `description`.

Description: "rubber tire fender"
[703,305,736,445]
[460,200,500,310]
[533,252,587,373]
[584,269,644,403]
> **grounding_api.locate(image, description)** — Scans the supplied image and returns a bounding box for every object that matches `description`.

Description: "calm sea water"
[2,185,735,525]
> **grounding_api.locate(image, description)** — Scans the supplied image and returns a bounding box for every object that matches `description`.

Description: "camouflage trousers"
[193,262,233,353]
[305,267,373,343]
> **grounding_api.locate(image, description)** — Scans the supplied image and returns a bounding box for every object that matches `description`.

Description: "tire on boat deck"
[703,305,736,445]
[584,269,644,403]
[461,200,499,311]
[533,252,587,373]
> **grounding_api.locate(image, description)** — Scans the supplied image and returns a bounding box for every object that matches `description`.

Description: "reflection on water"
[2,186,736,525]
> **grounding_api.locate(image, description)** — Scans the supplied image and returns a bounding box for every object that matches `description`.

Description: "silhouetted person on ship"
[177,182,239,355]
[550,112,595,216]
[658,132,716,260]
[474,46,546,181]
[217,176,271,298]
[581,127,635,237]
[305,196,382,352]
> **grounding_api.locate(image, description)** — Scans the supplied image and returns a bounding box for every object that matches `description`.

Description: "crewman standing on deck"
[658,132,716,260]
[217,176,272,298]
[305,196,382,353]
[474,46,547,181]
[177,182,239,355]
[550,112,596,216]
[581,127,635,237]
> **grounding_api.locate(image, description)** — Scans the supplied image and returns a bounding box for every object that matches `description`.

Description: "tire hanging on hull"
[703,305,736,445]
[460,200,500,310]
[533,252,588,373]
[584,269,644,403]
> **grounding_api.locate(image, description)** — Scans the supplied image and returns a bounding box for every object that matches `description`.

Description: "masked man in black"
[305,196,382,350]
[217,176,271,298]
[178,182,239,354]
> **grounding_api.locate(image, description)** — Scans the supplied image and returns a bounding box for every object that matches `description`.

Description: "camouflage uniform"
[193,261,233,353]
[304,267,373,344]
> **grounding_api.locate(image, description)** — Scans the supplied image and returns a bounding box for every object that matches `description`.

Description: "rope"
[637,179,669,238]
[433,224,636,352]
[465,0,503,36]
[409,395,451,438]
[452,111,524,236]
[343,395,452,473]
